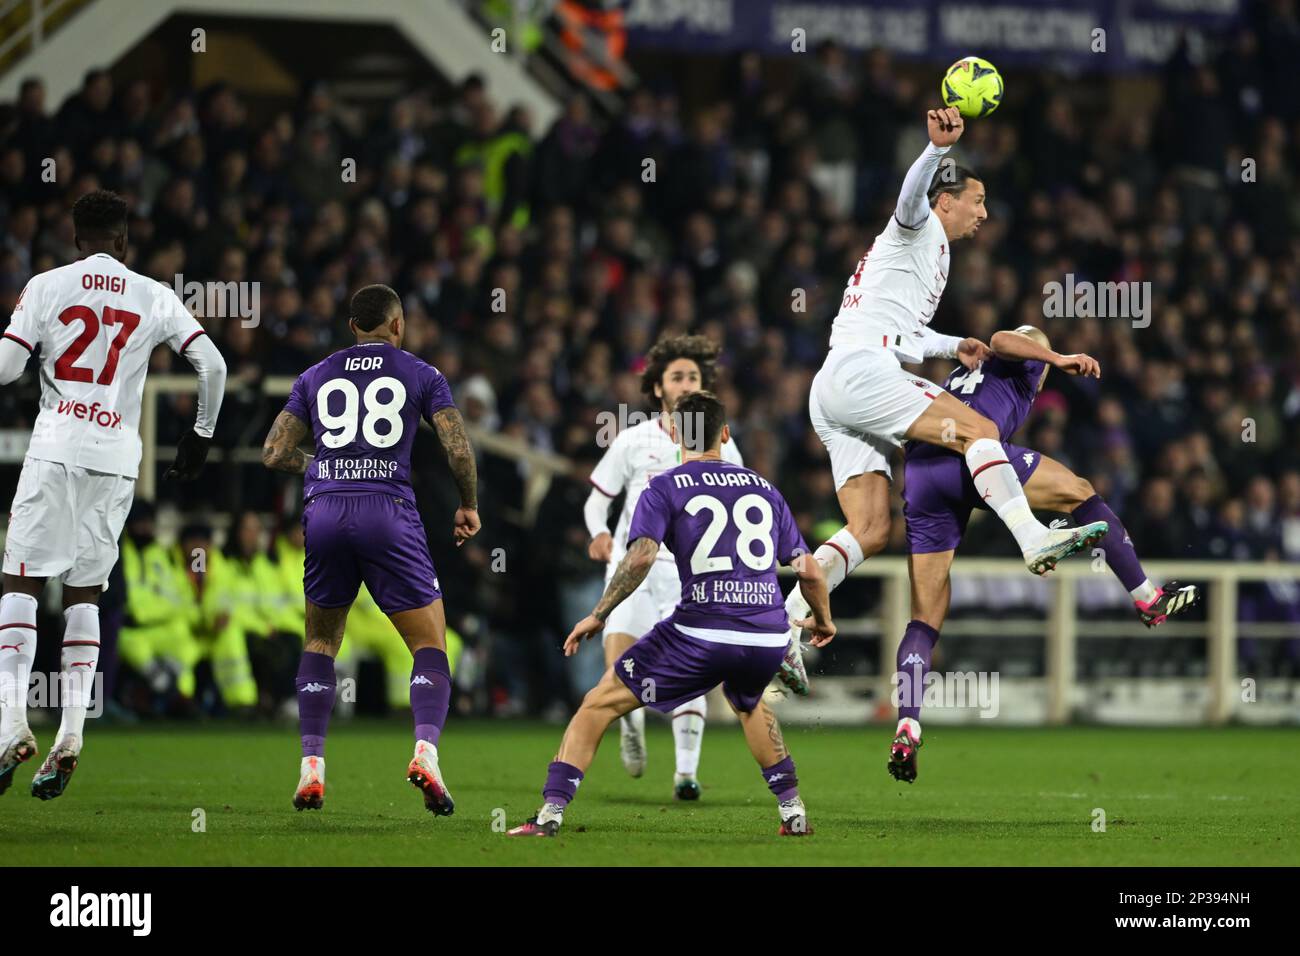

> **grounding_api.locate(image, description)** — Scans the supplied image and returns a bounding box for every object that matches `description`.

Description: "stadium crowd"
[1,10,1299,716]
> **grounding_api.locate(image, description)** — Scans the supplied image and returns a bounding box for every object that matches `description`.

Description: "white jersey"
[590,416,744,565]
[829,208,950,364]
[3,253,206,478]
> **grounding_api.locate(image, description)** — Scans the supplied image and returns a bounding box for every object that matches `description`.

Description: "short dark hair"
[640,334,719,400]
[72,189,127,241]
[350,284,401,332]
[673,390,727,453]
[928,161,982,206]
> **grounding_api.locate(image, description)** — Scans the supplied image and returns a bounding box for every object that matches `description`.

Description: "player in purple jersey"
[261,284,480,814]
[889,326,1199,782]
[508,392,835,838]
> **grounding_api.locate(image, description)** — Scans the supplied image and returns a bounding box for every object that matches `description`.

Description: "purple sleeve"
[627,480,671,546]
[776,496,810,566]
[283,373,310,423]
[423,363,455,421]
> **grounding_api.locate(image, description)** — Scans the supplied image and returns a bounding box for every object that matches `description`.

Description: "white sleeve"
[583,486,613,539]
[149,283,205,353]
[896,143,951,231]
[588,434,627,499]
[178,331,227,438]
[0,337,29,385]
[920,328,962,359]
[721,436,744,466]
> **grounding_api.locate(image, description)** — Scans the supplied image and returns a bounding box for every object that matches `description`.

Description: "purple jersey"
[902,355,1046,554]
[906,355,1046,462]
[627,458,808,638]
[283,342,454,503]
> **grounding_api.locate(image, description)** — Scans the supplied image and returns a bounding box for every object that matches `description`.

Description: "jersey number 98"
[317,376,406,449]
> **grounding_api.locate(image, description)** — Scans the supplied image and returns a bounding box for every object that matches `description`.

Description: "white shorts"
[603,558,679,644]
[809,347,940,488]
[3,457,135,588]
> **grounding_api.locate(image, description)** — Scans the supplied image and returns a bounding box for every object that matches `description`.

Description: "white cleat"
[1025,520,1109,576]
[0,725,38,797]
[293,755,325,810]
[619,710,646,778]
[775,624,811,696]
[407,740,455,816]
[30,733,80,801]
[778,796,813,836]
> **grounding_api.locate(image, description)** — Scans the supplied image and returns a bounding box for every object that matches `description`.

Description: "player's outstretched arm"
[895,108,965,229]
[431,406,480,546]
[791,552,836,648]
[990,329,1101,378]
[564,536,658,656]
[261,410,312,475]
[166,333,228,480]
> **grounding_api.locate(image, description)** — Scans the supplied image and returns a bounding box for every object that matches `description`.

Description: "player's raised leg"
[670,695,705,799]
[508,665,642,837]
[389,599,455,816]
[1024,455,1199,625]
[0,580,40,796]
[293,600,346,810]
[604,630,645,777]
[735,699,811,835]
[889,550,954,783]
[906,393,1108,574]
[778,471,886,696]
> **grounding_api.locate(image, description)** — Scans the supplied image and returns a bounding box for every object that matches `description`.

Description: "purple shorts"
[303,492,441,614]
[614,620,786,714]
[903,443,1042,554]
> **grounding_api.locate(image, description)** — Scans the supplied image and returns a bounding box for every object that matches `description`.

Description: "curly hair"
[72,189,128,241]
[639,334,720,400]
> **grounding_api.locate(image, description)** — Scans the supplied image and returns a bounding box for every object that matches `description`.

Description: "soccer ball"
[941,56,1003,119]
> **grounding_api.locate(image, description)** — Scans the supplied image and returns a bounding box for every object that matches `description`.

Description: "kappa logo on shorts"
[1023,453,1035,467]
[622,658,635,677]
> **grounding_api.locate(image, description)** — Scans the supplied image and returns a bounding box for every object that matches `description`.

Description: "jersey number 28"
[317,376,406,449]
[684,493,774,573]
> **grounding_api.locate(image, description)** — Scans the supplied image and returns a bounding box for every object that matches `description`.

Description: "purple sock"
[761,756,799,802]
[411,647,451,746]
[542,761,584,808]
[1073,494,1148,593]
[896,619,939,722]
[296,651,336,758]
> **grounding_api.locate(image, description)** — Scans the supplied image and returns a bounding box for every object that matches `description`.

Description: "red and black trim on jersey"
[179,329,208,353]
[3,331,33,353]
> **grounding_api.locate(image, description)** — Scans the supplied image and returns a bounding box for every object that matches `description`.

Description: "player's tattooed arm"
[592,537,659,622]
[261,410,312,474]
[431,406,478,509]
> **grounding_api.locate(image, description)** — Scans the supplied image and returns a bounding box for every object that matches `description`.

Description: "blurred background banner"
[623,0,1244,68]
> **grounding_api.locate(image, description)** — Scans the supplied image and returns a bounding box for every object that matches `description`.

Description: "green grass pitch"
[3,721,1297,866]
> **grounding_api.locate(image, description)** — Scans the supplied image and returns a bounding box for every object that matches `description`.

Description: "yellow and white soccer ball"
[941,56,1004,119]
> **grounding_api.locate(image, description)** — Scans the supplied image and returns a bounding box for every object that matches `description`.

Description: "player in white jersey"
[584,335,743,799]
[0,190,227,799]
[777,109,1108,696]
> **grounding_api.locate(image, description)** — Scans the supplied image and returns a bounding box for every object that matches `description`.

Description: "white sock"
[0,592,38,736]
[619,706,644,738]
[784,527,865,624]
[1131,580,1159,604]
[897,716,922,740]
[965,438,1048,553]
[671,696,706,777]
[56,603,101,741]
